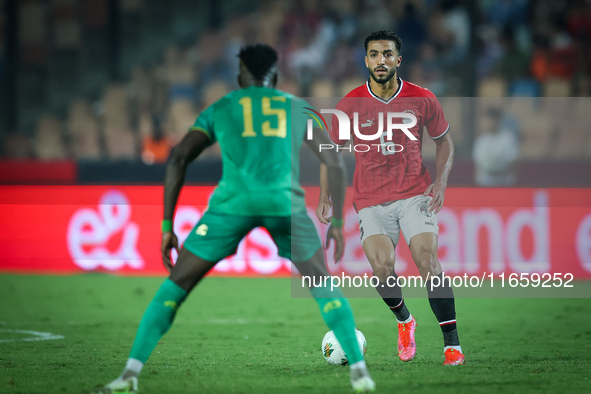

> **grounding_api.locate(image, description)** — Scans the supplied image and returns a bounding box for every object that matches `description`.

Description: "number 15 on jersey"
[239,96,287,138]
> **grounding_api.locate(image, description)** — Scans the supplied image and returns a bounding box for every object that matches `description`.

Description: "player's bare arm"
[161,129,211,272]
[305,130,347,263]
[316,163,332,224]
[423,132,454,214]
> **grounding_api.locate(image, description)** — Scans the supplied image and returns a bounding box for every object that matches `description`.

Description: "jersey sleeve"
[189,104,216,144]
[425,95,450,140]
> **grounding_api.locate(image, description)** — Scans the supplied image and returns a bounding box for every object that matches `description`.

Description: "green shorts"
[183,210,321,263]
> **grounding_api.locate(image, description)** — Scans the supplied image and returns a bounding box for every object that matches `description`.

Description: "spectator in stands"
[409,42,445,96]
[472,107,520,186]
[397,2,427,64]
[433,0,471,65]
[287,19,336,93]
[328,39,359,82]
[497,27,530,84]
[141,114,172,165]
[476,25,503,79]
[358,0,393,35]
[547,21,577,79]
[484,0,529,27]
[282,0,322,44]
[567,1,591,40]
[530,36,551,82]
[195,32,232,83]
[531,24,577,84]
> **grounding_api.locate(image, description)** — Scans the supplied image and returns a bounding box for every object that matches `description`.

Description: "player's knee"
[415,252,438,275]
[372,267,390,282]
[370,257,395,282]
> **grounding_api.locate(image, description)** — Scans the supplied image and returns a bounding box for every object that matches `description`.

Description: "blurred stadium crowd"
[1,0,590,170]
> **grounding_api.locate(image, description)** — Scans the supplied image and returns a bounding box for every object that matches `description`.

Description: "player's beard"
[369,66,397,84]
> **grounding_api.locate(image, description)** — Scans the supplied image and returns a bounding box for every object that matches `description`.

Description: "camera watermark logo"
[305,108,418,154]
[303,107,328,131]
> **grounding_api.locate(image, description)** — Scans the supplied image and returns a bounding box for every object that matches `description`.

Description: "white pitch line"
[0,329,64,343]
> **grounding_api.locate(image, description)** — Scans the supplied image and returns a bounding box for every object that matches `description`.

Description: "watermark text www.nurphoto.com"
[301,272,575,291]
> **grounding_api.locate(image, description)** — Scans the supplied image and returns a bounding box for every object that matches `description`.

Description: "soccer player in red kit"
[316,31,464,366]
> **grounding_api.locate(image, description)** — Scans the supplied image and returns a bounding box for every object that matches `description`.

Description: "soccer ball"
[321,329,367,365]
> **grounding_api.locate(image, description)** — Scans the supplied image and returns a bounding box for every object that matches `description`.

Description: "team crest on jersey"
[420,205,432,217]
[196,224,208,236]
[402,109,416,124]
[323,342,334,358]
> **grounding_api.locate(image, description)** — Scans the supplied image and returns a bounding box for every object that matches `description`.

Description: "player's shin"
[426,273,461,350]
[127,279,188,370]
[375,273,411,323]
[310,286,364,365]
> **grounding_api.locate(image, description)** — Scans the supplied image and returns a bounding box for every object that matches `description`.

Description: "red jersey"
[329,78,449,211]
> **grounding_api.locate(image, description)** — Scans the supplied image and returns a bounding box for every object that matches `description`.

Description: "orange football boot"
[397,317,417,361]
[443,348,465,366]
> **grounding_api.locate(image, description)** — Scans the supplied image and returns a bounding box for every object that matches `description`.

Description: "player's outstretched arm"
[161,130,211,271]
[305,129,347,263]
[424,132,454,214]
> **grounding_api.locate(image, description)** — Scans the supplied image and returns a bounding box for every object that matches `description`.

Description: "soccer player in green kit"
[97,44,375,393]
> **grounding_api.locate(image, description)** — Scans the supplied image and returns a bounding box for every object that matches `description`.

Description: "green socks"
[129,279,188,363]
[128,280,362,367]
[310,286,363,364]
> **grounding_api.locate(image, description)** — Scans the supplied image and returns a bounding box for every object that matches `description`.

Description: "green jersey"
[190,86,310,216]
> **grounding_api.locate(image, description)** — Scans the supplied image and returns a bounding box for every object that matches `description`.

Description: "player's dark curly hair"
[238,44,278,80]
[364,31,402,54]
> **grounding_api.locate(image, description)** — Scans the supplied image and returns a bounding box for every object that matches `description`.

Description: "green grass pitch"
[0,275,590,393]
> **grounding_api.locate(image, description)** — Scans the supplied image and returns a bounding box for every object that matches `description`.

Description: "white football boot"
[95,375,138,393]
[350,365,376,392]
[351,375,376,392]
